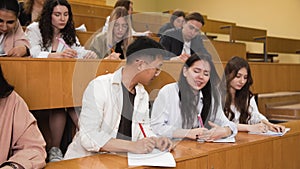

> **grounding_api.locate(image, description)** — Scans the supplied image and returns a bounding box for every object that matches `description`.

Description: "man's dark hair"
[185,12,205,26]
[126,37,165,64]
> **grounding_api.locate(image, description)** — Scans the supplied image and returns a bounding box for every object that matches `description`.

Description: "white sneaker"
[48,147,63,162]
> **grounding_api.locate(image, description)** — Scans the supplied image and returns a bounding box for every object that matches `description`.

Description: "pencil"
[138,123,147,138]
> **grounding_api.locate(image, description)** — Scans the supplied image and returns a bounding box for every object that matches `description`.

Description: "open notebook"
[248,128,290,136]
[128,149,176,167]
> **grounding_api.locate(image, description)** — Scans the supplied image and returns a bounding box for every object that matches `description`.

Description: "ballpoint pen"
[56,37,70,49]
[138,123,147,138]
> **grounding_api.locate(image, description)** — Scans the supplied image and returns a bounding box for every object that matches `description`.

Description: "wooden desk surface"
[44,120,300,169]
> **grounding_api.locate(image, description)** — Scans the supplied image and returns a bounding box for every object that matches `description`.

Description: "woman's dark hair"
[170,10,185,25]
[0,0,20,17]
[39,0,76,50]
[0,65,14,98]
[223,56,253,124]
[114,0,132,11]
[178,53,220,129]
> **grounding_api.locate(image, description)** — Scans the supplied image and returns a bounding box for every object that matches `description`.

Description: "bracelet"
[6,163,18,169]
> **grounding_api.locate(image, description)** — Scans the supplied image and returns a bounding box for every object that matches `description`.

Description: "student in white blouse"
[25,0,96,59]
[151,53,237,141]
[64,37,173,160]
[25,0,97,162]
[222,56,285,133]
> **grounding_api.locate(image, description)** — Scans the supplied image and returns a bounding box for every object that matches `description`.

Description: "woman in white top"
[151,53,237,141]
[25,0,96,59]
[223,56,285,132]
[25,0,97,162]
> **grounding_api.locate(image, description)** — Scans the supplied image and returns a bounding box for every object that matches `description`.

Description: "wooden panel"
[220,25,266,42]
[202,19,236,35]
[209,40,246,61]
[70,2,113,17]
[73,14,106,32]
[1,58,300,110]
[249,62,300,93]
[266,36,300,54]
[68,0,106,6]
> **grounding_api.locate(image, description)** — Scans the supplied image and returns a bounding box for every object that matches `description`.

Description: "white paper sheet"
[197,136,236,143]
[248,128,290,136]
[128,149,176,167]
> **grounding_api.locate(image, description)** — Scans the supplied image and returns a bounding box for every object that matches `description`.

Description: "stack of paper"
[128,149,176,167]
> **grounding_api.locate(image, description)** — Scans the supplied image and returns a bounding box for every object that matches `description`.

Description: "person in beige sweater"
[0,65,46,169]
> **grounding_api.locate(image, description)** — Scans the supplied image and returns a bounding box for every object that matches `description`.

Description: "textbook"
[248,128,291,136]
[128,149,176,167]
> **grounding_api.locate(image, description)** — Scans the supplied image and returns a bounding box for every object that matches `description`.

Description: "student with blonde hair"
[86,6,132,59]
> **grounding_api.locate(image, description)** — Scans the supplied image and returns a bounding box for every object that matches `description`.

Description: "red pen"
[138,123,147,138]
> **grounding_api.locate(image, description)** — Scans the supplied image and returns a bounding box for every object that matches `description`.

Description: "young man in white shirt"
[64,37,173,159]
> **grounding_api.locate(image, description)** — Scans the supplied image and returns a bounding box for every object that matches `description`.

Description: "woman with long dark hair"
[151,53,237,140]
[25,0,96,162]
[25,0,96,58]
[0,65,46,169]
[223,56,285,132]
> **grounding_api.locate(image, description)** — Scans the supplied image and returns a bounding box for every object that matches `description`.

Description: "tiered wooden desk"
[44,120,300,169]
[1,58,300,110]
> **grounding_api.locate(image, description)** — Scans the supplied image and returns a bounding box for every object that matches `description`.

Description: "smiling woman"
[0,0,30,57]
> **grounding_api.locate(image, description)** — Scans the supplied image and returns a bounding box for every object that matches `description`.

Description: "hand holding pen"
[104,45,121,60]
[138,123,173,153]
[56,37,77,58]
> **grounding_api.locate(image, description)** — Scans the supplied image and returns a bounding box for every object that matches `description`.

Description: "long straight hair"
[223,56,253,124]
[106,6,132,57]
[178,53,220,128]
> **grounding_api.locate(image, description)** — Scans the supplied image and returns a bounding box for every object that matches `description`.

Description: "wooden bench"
[266,101,300,122]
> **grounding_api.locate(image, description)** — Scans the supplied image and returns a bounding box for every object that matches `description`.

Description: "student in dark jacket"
[159,12,208,61]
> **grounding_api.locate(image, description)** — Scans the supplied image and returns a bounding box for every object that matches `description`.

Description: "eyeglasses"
[141,60,162,76]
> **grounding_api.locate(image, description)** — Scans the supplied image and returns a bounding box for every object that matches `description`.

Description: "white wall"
[107,0,300,63]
